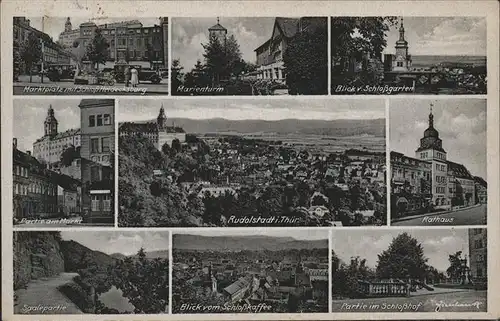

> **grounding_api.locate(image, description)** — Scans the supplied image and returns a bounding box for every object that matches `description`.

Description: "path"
[15,272,83,314]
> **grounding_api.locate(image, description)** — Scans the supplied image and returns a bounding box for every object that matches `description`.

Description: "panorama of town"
[118,100,387,227]
[172,232,329,313]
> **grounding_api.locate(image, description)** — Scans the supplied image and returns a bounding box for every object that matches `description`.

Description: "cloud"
[414,17,486,55]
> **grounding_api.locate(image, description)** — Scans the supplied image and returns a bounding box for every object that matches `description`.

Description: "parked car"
[113,64,162,84]
[45,64,76,81]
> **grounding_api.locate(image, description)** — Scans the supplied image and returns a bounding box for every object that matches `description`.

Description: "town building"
[415,107,450,208]
[119,105,186,150]
[32,105,81,165]
[208,17,227,46]
[223,275,253,303]
[468,228,487,283]
[447,160,475,206]
[390,151,432,212]
[474,176,487,204]
[59,17,168,68]
[13,17,73,74]
[383,18,412,72]
[79,99,115,223]
[254,17,326,83]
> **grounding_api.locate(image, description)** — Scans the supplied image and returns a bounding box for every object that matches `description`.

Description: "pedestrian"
[130,67,139,87]
[124,65,130,87]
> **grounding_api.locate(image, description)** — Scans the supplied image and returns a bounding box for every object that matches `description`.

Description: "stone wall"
[13,231,65,290]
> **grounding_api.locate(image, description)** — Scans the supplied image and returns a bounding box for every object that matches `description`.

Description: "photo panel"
[172,229,329,313]
[13,230,170,314]
[13,17,168,96]
[117,98,387,227]
[389,98,487,226]
[331,228,487,312]
[171,17,328,96]
[12,99,116,227]
[331,16,487,95]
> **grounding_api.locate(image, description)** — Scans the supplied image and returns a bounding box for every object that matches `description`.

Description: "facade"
[390,151,432,213]
[79,99,115,223]
[13,138,59,219]
[13,17,73,74]
[208,18,227,46]
[33,105,81,165]
[119,105,186,150]
[474,176,487,204]
[468,228,487,282]
[447,161,475,206]
[59,18,168,68]
[254,17,326,83]
[223,275,253,303]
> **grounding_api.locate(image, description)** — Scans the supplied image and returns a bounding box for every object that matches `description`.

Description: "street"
[13,75,169,95]
[15,272,83,314]
[392,204,487,226]
[332,290,487,312]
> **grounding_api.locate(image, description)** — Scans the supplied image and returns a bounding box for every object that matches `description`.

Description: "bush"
[58,282,95,313]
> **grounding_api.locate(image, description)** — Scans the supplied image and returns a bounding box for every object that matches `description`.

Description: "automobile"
[113,64,162,84]
[158,68,169,78]
[45,64,76,81]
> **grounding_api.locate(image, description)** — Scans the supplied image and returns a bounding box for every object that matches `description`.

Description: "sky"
[119,98,385,122]
[25,17,163,42]
[171,17,275,71]
[382,17,486,56]
[332,229,470,273]
[174,229,328,241]
[13,99,81,153]
[60,231,169,256]
[390,98,487,178]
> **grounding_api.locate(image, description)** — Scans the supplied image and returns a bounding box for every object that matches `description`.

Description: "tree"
[283,19,328,95]
[376,232,428,281]
[446,251,464,280]
[111,248,169,313]
[202,34,227,86]
[60,145,79,166]
[20,32,42,83]
[161,142,170,155]
[184,60,211,88]
[171,59,184,93]
[86,28,109,71]
[171,138,181,153]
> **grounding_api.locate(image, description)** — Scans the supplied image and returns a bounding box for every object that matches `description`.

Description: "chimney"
[13,138,17,149]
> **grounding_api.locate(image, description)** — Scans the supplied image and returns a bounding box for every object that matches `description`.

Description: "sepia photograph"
[390,99,487,226]
[331,229,487,312]
[172,229,328,313]
[13,99,115,227]
[331,17,487,95]
[13,17,169,95]
[13,231,169,314]
[171,17,327,96]
[118,98,387,227]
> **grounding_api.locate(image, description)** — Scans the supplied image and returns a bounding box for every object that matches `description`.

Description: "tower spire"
[429,103,434,128]
[217,17,220,24]
[399,17,405,41]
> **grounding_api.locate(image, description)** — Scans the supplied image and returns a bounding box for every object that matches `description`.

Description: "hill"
[173,234,328,251]
[122,118,385,137]
[59,240,117,271]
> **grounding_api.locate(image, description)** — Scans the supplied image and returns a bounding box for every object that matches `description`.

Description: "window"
[89,115,95,127]
[91,138,99,153]
[97,114,103,126]
[101,137,110,152]
[136,29,141,34]
[90,166,100,182]
[91,195,100,211]
[144,29,149,34]
[136,38,141,46]
[110,29,115,35]
[103,194,111,211]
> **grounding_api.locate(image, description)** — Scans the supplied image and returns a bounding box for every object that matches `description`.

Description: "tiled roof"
[223,276,251,295]
[275,17,300,38]
[78,99,114,108]
[34,128,80,144]
[208,23,227,31]
[447,160,473,180]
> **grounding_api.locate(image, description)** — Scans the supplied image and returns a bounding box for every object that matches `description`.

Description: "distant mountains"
[122,118,385,137]
[173,234,328,251]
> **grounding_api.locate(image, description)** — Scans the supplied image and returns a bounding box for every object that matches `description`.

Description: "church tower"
[44,105,58,137]
[208,17,227,46]
[393,18,409,71]
[157,104,168,130]
[65,17,72,32]
[415,104,448,206]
